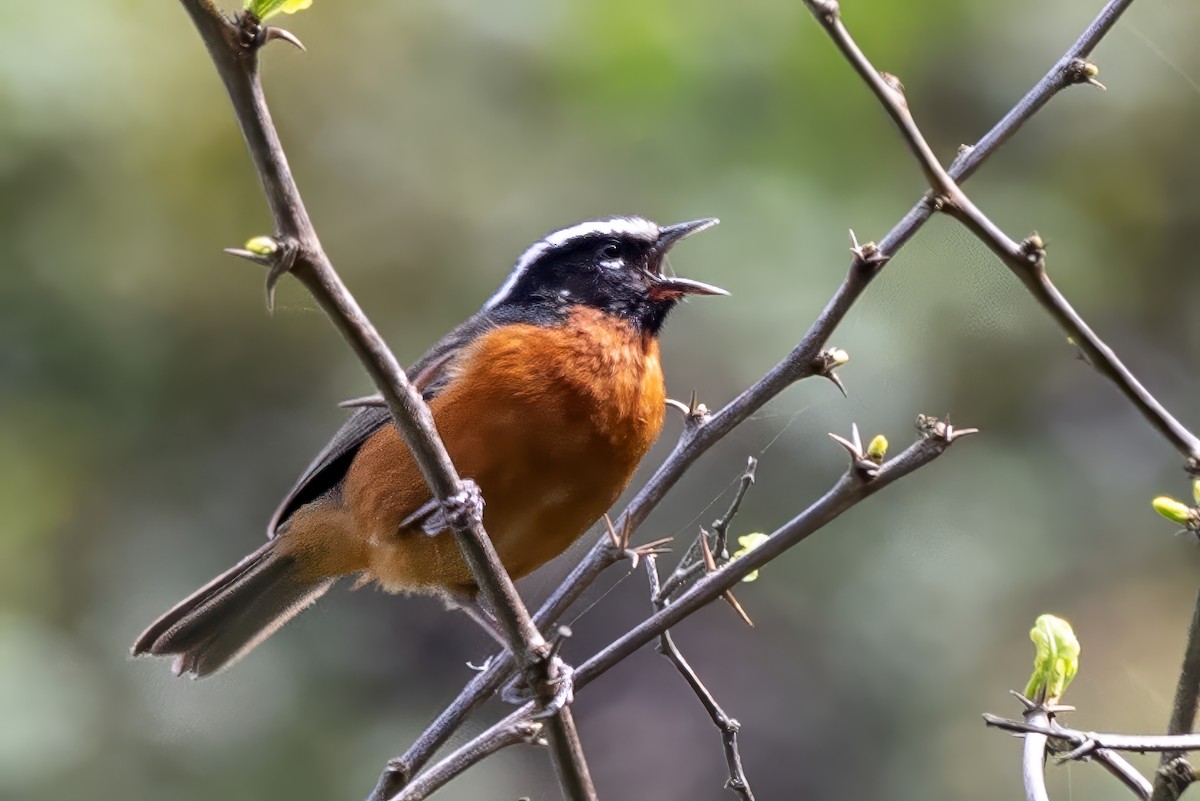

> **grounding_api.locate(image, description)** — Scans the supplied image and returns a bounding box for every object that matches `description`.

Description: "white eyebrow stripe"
[484,217,660,310]
[542,217,659,247]
[484,241,549,309]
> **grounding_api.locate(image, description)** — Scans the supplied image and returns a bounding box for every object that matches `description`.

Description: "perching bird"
[132,216,724,677]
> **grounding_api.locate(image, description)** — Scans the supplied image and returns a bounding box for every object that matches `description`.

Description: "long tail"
[131,540,336,678]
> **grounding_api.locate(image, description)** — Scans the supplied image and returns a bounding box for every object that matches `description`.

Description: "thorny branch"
[983,702,1200,800]
[1150,589,1200,801]
[988,690,1151,801]
[381,0,1158,793]
[985,712,1200,757]
[171,1,594,799]
[575,420,973,686]
[802,2,1200,798]
[657,457,758,607]
[801,0,1200,465]
[390,712,545,801]
[395,424,968,801]
[1021,704,1054,801]
[169,0,1195,798]
[646,554,755,800]
[711,456,758,559]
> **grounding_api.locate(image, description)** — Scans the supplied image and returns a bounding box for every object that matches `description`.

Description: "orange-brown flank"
[278,306,667,596]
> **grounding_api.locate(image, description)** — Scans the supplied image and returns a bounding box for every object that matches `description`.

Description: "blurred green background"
[3,0,1199,798]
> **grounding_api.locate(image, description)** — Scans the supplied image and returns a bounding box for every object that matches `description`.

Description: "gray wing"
[266,313,496,536]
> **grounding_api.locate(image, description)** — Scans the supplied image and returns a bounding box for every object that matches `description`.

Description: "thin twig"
[657,555,706,606]
[1150,588,1200,801]
[801,0,1200,465]
[646,555,755,800]
[985,708,1156,800]
[1020,705,1054,801]
[984,714,1152,801]
[169,3,593,798]
[657,455,758,606]
[382,0,1143,788]
[658,455,759,606]
[711,457,758,558]
[658,456,759,605]
[390,711,544,801]
[986,713,1200,755]
[1095,750,1155,800]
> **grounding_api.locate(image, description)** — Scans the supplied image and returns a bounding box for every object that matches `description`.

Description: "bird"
[132,215,724,678]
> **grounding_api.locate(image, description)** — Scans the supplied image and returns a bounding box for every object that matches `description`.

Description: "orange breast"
[341,307,667,596]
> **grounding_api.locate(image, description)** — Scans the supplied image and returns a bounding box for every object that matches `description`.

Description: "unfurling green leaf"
[246,0,313,22]
[866,434,888,463]
[1193,480,1200,506]
[244,235,279,256]
[1153,496,1193,526]
[732,533,769,582]
[1025,614,1080,703]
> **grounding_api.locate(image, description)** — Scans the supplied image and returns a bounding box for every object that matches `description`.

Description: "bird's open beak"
[656,217,720,252]
[649,217,728,300]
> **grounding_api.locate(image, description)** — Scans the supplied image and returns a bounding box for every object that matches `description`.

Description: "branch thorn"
[264,26,307,52]
[1067,58,1106,91]
[829,422,863,456]
[916,413,979,444]
[699,535,754,627]
[812,347,850,396]
[223,235,297,311]
[262,238,299,311]
[848,229,889,270]
[223,247,273,266]
[666,391,710,428]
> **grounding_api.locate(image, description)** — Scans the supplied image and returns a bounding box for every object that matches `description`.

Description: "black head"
[484,216,725,335]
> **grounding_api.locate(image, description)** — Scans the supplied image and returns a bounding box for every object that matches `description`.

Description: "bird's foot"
[536,657,575,716]
[501,656,576,716]
[400,479,485,536]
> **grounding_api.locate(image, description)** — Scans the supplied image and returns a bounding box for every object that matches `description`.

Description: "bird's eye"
[600,242,621,261]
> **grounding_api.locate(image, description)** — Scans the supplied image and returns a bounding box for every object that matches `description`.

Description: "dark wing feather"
[266,312,496,537]
[267,405,391,537]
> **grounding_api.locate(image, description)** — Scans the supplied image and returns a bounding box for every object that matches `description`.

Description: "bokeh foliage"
[2,0,1199,799]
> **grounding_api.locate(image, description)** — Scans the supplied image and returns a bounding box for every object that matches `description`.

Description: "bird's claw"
[442,480,485,530]
[500,656,576,716]
[533,657,575,717]
[400,479,485,535]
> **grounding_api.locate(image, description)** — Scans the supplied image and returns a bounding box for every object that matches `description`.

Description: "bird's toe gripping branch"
[534,656,576,718]
[401,479,486,536]
[499,626,577,717]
